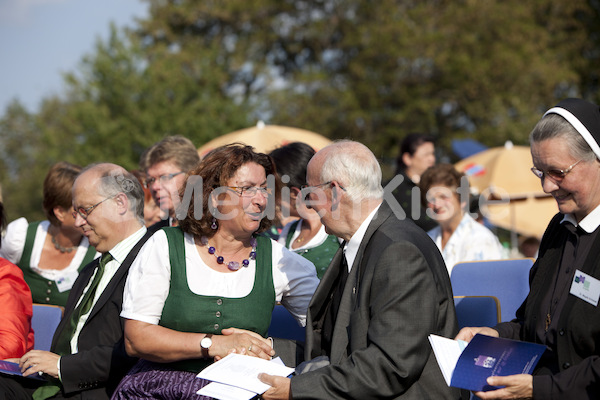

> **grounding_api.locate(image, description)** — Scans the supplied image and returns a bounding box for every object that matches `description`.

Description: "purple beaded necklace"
[200,236,257,271]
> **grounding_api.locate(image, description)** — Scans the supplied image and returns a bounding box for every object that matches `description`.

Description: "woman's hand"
[216,328,274,360]
[124,320,274,363]
[455,326,499,342]
[472,374,533,399]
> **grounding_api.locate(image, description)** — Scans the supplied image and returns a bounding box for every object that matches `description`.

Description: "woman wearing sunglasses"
[457,98,600,399]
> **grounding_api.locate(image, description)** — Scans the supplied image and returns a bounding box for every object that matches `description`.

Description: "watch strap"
[201,334,213,358]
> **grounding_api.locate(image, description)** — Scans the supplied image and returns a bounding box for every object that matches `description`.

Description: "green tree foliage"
[1,0,599,221]
[1,24,253,221]
[0,101,48,222]
[52,24,253,167]
[133,0,600,156]
[260,0,600,156]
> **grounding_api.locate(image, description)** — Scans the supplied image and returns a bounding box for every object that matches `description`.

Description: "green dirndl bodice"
[159,227,276,372]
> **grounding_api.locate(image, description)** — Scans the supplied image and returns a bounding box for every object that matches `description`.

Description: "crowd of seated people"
[2,98,599,400]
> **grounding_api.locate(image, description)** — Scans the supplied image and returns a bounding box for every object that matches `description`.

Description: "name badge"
[569,269,600,306]
[55,270,80,293]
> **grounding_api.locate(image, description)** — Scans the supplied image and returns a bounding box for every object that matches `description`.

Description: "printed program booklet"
[429,333,546,392]
[0,360,45,380]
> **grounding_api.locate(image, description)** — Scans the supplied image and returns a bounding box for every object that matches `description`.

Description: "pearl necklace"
[200,236,257,271]
[51,234,77,253]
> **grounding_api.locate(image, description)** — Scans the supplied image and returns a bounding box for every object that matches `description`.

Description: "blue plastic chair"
[267,304,306,342]
[451,258,534,323]
[454,295,501,330]
[31,304,64,351]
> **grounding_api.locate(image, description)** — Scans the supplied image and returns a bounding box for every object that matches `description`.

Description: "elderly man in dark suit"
[260,140,462,399]
[0,163,154,400]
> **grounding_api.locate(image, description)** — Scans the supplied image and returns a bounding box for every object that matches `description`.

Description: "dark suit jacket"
[50,228,155,399]
[277,202,461,399]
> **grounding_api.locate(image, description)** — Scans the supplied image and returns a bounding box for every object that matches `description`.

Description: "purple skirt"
[111,359,214,400]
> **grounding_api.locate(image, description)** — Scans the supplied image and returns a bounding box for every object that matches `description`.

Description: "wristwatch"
[200,334,213,358]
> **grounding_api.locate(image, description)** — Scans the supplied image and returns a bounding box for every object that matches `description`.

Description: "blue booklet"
[429,334,546,392]
[0,360,45,381]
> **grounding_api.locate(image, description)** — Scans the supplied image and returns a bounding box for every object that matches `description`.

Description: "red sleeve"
[0,258,34,358]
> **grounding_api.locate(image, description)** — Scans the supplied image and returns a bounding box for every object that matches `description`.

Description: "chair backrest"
[31,304,64,351]
[450,258,534,323]
[267,304,306,342]
[454,295,501,330]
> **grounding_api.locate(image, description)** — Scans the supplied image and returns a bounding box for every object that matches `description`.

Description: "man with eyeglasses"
[259,140,462,399]
[0,163,154,400]
[139,135,200,227]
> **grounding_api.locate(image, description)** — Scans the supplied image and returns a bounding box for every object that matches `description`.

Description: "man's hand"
[258,373,291,400]
[19,350,60,378]
[472,374,533,399]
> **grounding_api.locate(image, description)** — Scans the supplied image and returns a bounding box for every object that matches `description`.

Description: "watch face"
[201,336,212,349]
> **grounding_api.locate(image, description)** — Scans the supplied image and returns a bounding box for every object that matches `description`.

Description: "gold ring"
[248,345,253,352]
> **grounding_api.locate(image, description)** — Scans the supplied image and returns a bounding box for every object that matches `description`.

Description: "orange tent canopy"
[455,141,557,238]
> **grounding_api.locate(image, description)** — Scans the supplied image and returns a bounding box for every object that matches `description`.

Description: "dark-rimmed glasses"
[531,160,582,182]
[72,195,116,220]
[226,186,272,197]
[144,171,184,188]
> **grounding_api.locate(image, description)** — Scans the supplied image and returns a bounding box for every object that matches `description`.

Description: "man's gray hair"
[320,140,384,202]
[81,164,145,223]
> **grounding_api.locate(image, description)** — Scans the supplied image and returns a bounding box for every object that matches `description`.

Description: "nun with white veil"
[457,98,600,400]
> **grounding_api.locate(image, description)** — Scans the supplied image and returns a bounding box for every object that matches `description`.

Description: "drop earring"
[211,218,218,230]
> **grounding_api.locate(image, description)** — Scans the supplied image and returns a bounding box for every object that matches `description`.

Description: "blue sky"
[0,0,148,113]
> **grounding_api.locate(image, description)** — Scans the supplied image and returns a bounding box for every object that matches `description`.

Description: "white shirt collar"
[344,203,382,272]
[107,227,147,263]
[560,204,600,233]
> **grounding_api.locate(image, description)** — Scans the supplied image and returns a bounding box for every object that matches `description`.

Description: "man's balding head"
[72,163,144,253]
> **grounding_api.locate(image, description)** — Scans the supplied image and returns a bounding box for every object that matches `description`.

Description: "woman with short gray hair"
[457,98,600,399]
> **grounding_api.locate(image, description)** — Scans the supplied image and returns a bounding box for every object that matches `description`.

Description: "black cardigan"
[495,213,600,399]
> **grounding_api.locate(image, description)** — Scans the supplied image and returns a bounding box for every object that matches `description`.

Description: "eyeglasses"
[144,171,184,188]
[300,181,346,201]
[531,160,582,182]
[226,186,272,197]
[72,195,116,220]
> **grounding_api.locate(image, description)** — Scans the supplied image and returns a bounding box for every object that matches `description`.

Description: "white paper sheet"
[428,334,467,386]
[197,354,294,398]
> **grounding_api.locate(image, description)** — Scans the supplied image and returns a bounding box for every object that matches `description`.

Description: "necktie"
[322,250,349,355]
[330,255,349,321]
[54,252,112,355]
[33,253,113,400]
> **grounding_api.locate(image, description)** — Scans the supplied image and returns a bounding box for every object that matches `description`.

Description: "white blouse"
[121,230,319,327]
[428,214,504,275]
[278,219,336,251]
[0,217,98,281]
